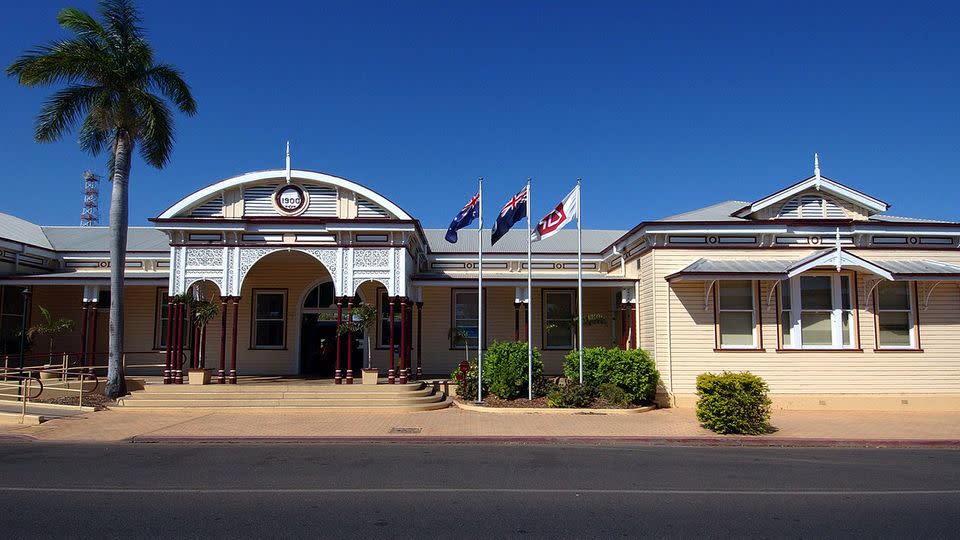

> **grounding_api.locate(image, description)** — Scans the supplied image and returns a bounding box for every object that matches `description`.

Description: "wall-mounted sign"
[272,185,309,216]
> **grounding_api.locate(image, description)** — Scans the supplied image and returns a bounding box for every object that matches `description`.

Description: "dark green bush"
[564,347,659,403]
[450,361,484,401]
[695,371,772,435]
[547,381,596,408]
[596,383,632,407]
[532,376,558,398]
[482,341,543,400]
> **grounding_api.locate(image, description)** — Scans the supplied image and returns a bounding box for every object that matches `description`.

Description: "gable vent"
[357,196,389,218]
[777,195,847,219]
[190,195,224,217]
[242,184,280,216]
[303,185,337,217]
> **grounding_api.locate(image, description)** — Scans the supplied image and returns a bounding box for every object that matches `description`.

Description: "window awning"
[665,248,960,282]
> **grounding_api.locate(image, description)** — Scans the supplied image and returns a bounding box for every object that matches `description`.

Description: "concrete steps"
[117,381,451,411]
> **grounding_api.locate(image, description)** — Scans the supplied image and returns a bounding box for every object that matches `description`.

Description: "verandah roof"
[665,248,960,282]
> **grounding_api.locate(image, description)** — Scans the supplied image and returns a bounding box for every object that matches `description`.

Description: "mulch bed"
[34,394,115,411]
[458,395,647,410]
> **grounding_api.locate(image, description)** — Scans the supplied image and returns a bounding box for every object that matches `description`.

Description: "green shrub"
[564,347,659,403]
[450,361,484,401]
[482,341,543,400]
[532,376,558,398]
[596,383,631,407]
[695,371,772,435]
[547,381,596,408]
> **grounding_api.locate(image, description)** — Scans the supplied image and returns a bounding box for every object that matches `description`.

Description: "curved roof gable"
[158,169,413,220]
[733,175,889,219]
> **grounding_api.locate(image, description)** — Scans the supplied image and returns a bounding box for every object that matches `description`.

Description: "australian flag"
[491,187,528,245]
[444,192,481,243]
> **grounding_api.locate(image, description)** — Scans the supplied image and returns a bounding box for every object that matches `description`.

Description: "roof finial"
[814,153,821,187]
[285,141,292,184]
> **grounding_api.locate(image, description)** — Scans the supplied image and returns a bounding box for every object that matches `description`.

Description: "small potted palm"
[27,306,75,380]
[337,303,379,384]
[187,299,219,385]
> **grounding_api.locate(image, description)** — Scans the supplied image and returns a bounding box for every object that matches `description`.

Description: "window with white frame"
[543,290,575,349]
[875,281,915,348]
[451,289,482,349]
[377,289,401,348]
[253,290,286,348]
[779,274,856,349]
[154,289,191,350]
[716,281,757,349]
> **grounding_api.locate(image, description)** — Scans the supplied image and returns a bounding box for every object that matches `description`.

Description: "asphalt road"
[0,442,957,539]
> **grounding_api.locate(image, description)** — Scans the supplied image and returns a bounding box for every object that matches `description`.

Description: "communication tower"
[80,171,101,226]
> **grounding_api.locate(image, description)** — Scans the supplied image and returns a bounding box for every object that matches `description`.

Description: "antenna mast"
[80,171,101,226]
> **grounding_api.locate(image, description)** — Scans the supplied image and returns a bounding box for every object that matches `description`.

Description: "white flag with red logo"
[531,185,579,242]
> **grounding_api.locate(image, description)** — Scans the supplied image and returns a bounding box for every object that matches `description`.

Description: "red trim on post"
[174,302,184,384]
[630,305,637,349]
[164,299,173,383]
[345,298,354,384]
[88,302,99,370]
[334,296,343,384]
[388,296,396,384]
[399,297,408,384]
[218,297,227,383]
[416,301,423,379]
[79,302,89,373]
[229,297,239,384]
[199,321,207,370]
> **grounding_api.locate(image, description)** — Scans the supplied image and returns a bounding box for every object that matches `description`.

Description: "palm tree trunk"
[105,132,132,398]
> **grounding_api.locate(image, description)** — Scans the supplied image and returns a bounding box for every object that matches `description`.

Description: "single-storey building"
[1,164,958,410]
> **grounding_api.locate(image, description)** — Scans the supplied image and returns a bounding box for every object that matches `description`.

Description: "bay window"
[875,281,916,349]
[716,281,757,349]
[780,274,856,349]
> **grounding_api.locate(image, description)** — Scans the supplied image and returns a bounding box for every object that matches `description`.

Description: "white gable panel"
[243,184,279,216]
[357,196,389,218]
[303,185,337,217]
[190,195,224,217]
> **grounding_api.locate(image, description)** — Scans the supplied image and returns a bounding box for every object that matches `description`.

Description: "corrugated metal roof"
[40,227,169,252]
[0,213,54,249]
[875,259,960,275]
[671,258,794,276]
[869,214,956,224]
[657,200,749,222]
[424,228,625,254]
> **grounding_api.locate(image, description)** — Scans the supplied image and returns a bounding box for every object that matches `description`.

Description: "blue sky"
[2,1,959,229]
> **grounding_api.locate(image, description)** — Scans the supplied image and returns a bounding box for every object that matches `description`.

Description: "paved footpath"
[2,405,960,446]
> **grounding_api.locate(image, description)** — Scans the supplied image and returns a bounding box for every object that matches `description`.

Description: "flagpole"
[576,179,584,384]
[526,178,533,400]
[477,177,484,403]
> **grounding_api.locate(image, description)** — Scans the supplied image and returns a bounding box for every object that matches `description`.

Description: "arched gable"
[158,169,413,221]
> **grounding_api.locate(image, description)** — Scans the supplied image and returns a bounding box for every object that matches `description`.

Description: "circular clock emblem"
[273,185,308,216]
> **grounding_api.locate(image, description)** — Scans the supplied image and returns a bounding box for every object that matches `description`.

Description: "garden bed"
[34,394,115,411]
[453,397,656,414]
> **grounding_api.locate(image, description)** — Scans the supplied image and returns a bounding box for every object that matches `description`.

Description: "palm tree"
[7,0,196,398]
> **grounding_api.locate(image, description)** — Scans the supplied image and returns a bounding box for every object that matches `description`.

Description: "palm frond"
[143,64,196,115]
[6,38,112,87]
[101,0,143,50]
[77,91,116,155]
[35,85,105,143]
[132,89,173,168]
[57,7,111,43]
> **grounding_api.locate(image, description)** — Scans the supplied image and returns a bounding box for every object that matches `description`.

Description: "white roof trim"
[735,176,889,218]
[158,169,412,220]
[786,249,893,280]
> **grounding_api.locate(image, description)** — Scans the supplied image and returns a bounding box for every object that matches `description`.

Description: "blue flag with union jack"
[491,187,528,245]
[444,192,480,243]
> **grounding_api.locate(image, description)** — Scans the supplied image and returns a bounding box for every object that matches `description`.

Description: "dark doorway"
[300,314,363,377]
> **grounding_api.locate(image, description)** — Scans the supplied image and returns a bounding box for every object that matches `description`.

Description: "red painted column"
[229,297,239,384]
[513,302,520,341]
[164,299,173,383]
[78,302,89,373]
[345,298,354,384]
[399,297,408,384]
[174,302,184,383]
[88,301,99,370]
[334,297,343,384]
[619,304,626,349]
[199,322,207,370]
[218,297,227,383]
[416,302,423,379]
[629,304,637,350]
[388,296,396,384]
[521,302,528,342]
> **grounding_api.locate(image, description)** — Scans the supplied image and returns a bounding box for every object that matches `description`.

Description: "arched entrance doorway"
[299,281,363,377]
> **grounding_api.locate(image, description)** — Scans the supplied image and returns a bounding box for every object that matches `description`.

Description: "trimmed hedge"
[482,341,543,400]
[547,381,595,408]
[563,347,659,403]
[695,371,772,435]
